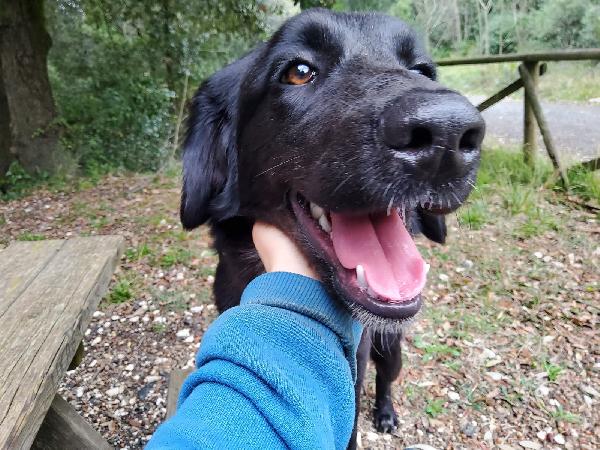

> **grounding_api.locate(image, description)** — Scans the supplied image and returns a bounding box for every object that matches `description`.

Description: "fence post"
[522,61,540,166]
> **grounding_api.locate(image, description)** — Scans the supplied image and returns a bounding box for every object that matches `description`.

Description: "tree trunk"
[0,0,61,176]
[450,0,462,44]
[0,55,13,179]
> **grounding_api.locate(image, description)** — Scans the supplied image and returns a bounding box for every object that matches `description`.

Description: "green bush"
[48,22,174,174]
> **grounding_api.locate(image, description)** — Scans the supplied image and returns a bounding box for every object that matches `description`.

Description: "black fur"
[181,8,483,449]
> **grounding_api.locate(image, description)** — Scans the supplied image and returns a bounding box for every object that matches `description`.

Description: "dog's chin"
[290,192,428,330]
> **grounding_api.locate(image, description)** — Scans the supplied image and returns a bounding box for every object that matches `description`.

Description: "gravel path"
[469,96,600,164]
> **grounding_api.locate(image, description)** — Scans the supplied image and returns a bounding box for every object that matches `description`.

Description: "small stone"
[461,421,477,437]
[553,434,565,445]
[176,272,184,281]
[482,348,496,359]
[176,329,191,339]
[75,387,85,398]
[533,252,543,259]
[536,385,550,397]
[125,364,135,371]
[580,384,600,398]
[438,273,449,282]
[106,387,122,397]
[111,315,119,320]
[536,430,547,440]
[486,371,505,381]
[448,391,460,401]
[190,306,203,313]
[518,441,542,449]
[91,336,102,346]
[92,311,105,318]
[365,431,378,441]
[207,275,215,284]
[145,375,161,383]
[485,357,502,367]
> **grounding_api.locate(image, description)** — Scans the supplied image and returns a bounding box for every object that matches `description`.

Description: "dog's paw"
[373,406,398,433]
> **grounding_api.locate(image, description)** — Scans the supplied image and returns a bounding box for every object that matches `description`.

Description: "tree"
[0,0,62,178]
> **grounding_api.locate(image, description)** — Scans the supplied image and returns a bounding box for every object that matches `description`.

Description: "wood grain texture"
[0,236,124,450]
[30,395,112,450]
[166,368,194,419]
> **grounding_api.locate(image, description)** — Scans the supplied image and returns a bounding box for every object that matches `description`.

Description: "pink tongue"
[330,211,427,302]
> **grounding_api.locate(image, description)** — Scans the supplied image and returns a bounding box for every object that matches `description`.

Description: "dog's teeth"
[310,202,325,220]
[356,265,367,289]
[318,214,331,233]
[424,263,430,274]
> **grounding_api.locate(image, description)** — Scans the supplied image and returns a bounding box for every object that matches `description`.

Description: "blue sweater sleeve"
[146,272,364,450]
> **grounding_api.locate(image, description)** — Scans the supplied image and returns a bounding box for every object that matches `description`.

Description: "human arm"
[146,225,363,450]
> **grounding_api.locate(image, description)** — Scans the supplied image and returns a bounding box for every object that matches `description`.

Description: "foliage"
[296,0,336,8]
[45,0,270,174]
[333,0,600,57]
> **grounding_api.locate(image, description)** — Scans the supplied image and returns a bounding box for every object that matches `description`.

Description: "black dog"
[181,8,484,448]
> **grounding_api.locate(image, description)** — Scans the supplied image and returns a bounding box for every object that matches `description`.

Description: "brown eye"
[282,63,316,85]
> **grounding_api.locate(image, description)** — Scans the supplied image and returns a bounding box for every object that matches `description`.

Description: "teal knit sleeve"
[146,272,364,450]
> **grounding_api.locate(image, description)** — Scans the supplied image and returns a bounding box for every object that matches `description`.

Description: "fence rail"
[437,48,600,66]
[436,48,600,183]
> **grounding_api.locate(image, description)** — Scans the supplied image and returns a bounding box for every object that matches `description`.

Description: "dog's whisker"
[332,173,354,195]
[254,155,302,178]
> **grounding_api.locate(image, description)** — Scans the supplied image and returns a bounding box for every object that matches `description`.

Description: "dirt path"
[469,96,600,164]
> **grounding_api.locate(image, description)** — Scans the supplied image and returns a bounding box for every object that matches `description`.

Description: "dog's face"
[181,9,484,328]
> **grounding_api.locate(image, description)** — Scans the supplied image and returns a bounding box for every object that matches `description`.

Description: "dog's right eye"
[282,63,316,85]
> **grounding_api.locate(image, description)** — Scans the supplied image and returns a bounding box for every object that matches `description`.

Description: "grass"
[551,407,581,424]
[158,246,193,268]
[439,61,600,102]
[105,274,140,304]
[457,199,490,230]
[473,148,600,223]
[424,398,446,418]
[124,243,154,262]
[413,335,461,362]
[543,361,563,382]
[17,232,46,241]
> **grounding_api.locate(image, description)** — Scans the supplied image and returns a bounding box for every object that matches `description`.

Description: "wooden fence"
[437,49,600,185]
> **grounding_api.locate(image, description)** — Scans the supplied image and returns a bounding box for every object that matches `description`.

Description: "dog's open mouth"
[291,193,430,321]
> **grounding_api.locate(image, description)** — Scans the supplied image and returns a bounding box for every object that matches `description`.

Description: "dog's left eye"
[282,63,316,85]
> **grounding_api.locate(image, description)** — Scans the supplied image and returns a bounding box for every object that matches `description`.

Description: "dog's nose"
[379,91,485,179]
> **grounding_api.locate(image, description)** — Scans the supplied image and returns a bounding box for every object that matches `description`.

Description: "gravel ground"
[1,166,598,449]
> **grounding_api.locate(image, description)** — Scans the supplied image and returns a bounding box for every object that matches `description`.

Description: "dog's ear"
[415,209,447,244]
[180,56,253,229]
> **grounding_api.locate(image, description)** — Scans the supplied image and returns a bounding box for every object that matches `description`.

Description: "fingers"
[252,221,319,280]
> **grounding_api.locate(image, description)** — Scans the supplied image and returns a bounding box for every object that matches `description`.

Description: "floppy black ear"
[180,54,256,229]
[415,209,447,244]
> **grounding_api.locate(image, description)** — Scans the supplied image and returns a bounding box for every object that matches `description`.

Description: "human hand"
[252,221,319,281]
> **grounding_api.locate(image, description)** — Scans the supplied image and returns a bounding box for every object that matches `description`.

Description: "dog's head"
[181,9,484,328]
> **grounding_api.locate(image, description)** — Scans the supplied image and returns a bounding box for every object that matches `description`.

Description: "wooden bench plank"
[31,394,112,450]
[166,368,194,419]
[0,236,124,450]
[0,240,64,318]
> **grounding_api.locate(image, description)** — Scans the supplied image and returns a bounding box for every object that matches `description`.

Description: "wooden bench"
[0,236,124,449]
